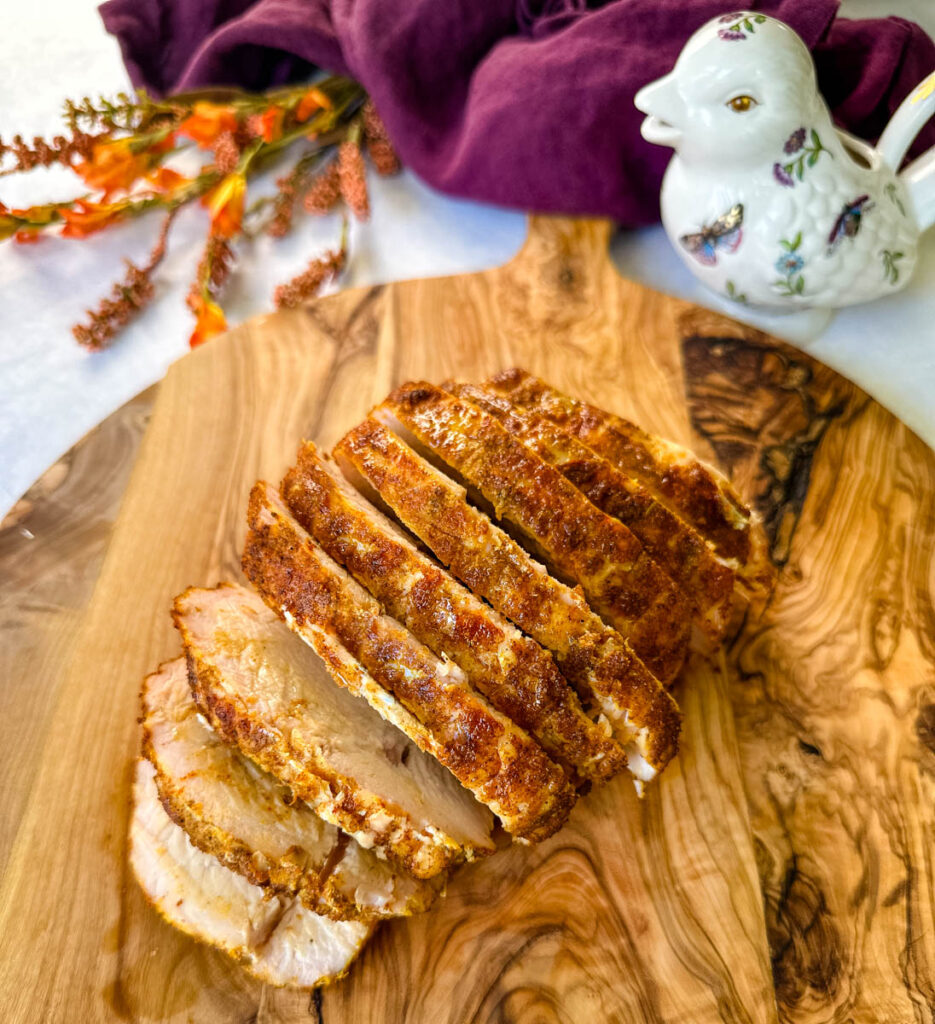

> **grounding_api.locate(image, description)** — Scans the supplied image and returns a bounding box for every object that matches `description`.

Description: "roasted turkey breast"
[243,481,576,842]
[173,583,495,879]
[281,442,627,786]
[484,369,773,597]
[142,657,443,921]
[446,381,737,645]
[334,418,681,781]
[374,383,691,685]
[130,759,373,989]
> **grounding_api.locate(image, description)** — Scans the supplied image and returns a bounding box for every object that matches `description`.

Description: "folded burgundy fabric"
[99,0,935,226]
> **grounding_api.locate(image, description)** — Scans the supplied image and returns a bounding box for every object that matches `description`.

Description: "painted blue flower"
[775,252,804,276]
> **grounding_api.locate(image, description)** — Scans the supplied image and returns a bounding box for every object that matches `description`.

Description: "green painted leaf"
[808,151,818,167]
[743,18,753,30]
[795,276,805,294]
[754,14,766,22]
[811,128,821,148]
[796,160,804,180]
[791,231,802,250]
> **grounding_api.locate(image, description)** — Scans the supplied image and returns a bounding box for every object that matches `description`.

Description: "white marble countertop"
[0,0,932,521]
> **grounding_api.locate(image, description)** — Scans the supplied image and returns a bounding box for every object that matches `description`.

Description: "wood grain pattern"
[677,311,935,1023]
[1,214,932,1022]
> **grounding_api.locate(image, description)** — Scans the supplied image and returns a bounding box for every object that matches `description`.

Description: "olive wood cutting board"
[1,216,933,1024]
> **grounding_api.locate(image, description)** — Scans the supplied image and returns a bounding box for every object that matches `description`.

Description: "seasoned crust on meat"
[243,481,576,841]
[374,382,692,684]
[174,583,495,879]
[142,657,443,921]
[446,381,737,645]
[281,442,627,786]
[129,758,373,989]
[335,419,681,779]
[485,368,773,597]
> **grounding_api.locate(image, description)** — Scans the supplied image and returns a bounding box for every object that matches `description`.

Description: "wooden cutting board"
[1,215,933,1024]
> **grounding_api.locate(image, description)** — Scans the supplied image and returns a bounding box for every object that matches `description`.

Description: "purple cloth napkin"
[99,0,935,226]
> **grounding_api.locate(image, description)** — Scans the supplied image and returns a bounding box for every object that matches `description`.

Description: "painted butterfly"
[679,204,744,266]
[827,195,873,254]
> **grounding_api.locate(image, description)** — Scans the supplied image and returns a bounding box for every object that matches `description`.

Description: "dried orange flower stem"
[2,78,401,351]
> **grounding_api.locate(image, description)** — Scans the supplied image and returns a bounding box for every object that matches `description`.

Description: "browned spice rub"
[282,442,627,786]
[374,382,691,685]
[447,381,736,644]
[336,418,681,778]
[485,368,773,596]
[174,583,492,879]
[243,481,576,842]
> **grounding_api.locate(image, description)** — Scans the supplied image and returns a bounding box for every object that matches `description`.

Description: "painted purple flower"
[718,12,745,23]
[775,252,804,276]
[784,128,807,154]
[773,162,795,187]
[718,28,746,40]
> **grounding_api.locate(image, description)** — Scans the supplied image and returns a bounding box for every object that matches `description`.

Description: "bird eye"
[727,95,757,113]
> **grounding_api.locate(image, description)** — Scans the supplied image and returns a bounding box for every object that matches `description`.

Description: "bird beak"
[634,73,684,148]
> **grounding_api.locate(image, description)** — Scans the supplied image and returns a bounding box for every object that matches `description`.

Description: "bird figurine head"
[634,11,935,322]
[637,14,822,170]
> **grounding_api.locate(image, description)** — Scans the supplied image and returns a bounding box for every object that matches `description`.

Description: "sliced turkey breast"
[173,583,495,879]
[484,368,773,598]
[334,419,681,782]
[142,657,443,921]
[243,482,575,842]
[129,758,373,989]
[446,381,737,645]
[373,382,691,685]
[280,442,627,787]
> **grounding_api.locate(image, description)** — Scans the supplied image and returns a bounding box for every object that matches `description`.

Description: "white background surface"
[0,0,932,520]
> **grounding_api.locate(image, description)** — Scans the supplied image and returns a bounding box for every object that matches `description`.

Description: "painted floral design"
[880,249,904,285]
[772,232,806,297]
[783,128,806,154]
[773,128,830,186]
[884,182,907,217]
[717,13,766,40]
[725,279,747,304]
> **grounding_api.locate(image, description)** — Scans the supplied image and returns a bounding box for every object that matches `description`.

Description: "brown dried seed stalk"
[186,234,234,312]
[72,210,175,351]
[303,162,341,215]
[213,131,240,175]
[338,139,369,220]
[0,129,103,175]
[273,244,346,310]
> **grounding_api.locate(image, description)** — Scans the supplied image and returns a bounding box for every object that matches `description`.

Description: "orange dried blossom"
[74,136,169,195]
[188,295,227,348]
[295,87,332,123]
[146,166,191,193]
[178,103,238,148]
[59,199,125,238]
[208,172,246,239]
[258,107,285,144]
[14,229,42,244]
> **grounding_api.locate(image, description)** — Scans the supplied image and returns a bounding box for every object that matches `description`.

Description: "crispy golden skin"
[142,657,443,922]
[243,481,576,842]
[175,582,494,879]
[335,419,681,780]
[374,382,691,685]
[485,368,774,598]
[281,442,627,787]
[447,382,737,645]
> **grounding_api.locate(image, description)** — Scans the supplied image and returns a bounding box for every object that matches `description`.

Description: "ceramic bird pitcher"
[635,11,935,317]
